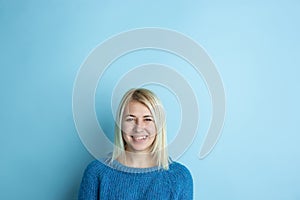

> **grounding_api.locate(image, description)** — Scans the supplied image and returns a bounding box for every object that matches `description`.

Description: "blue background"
[1,0,299,199]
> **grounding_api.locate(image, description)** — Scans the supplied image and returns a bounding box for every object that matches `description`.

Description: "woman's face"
[122,101,156,153]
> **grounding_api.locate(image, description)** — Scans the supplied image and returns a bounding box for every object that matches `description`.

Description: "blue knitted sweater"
[78,158,193,200]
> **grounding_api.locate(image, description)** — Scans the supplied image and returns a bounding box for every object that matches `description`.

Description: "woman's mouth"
[131,135,148,141]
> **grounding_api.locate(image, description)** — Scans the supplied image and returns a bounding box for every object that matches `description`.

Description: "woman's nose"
[134,119,144,132]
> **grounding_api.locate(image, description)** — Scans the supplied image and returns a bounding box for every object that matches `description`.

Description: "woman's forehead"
[123,101,152,115]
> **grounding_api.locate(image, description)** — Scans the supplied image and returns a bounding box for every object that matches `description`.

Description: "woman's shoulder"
[167,161,193,182]
[83,159,110,175]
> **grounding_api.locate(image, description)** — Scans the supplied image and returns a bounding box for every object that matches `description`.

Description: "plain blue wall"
[1,0,300,199]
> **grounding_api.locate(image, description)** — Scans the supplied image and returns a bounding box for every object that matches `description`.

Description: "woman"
[78,88,193,199]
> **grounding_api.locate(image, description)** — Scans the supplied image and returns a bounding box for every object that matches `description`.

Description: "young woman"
[78,88,193,199]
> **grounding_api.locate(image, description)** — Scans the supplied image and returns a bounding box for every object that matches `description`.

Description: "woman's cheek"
[121,122,132,134]
[147,124,157,135]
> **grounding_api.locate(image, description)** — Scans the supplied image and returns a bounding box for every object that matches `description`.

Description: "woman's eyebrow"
[124,114,136,117]
[124,114,153,118]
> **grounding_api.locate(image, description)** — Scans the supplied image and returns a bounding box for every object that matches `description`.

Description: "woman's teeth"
[132,135,148,140]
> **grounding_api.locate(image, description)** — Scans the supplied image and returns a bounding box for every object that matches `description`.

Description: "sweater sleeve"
[178,170,193,200]
[176,163,194,200]
[78,161,100,200]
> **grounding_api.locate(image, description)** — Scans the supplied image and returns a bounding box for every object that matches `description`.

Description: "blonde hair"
[112,88,170,170]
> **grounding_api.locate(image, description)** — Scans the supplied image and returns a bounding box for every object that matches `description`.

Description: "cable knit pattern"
[78,159,193,200]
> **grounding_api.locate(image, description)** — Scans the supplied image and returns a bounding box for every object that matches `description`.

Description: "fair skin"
[120,100,157,168]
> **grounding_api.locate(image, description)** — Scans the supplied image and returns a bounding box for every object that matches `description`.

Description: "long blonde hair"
[112,88,170,170]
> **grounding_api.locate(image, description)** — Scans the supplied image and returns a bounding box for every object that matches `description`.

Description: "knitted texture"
[78,159,193,200]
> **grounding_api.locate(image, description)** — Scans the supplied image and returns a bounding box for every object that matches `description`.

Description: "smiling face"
[121,100,157,153]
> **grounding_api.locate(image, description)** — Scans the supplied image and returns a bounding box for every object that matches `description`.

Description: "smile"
[131,135,148,141]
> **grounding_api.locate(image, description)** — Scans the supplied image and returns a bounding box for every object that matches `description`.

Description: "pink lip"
[131,135,149,142]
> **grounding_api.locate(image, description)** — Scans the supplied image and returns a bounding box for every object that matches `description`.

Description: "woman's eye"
[144,118,153,121]
[126,118,134,122]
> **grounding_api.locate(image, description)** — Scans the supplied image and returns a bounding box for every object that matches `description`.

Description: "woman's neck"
[118,152,156,168]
